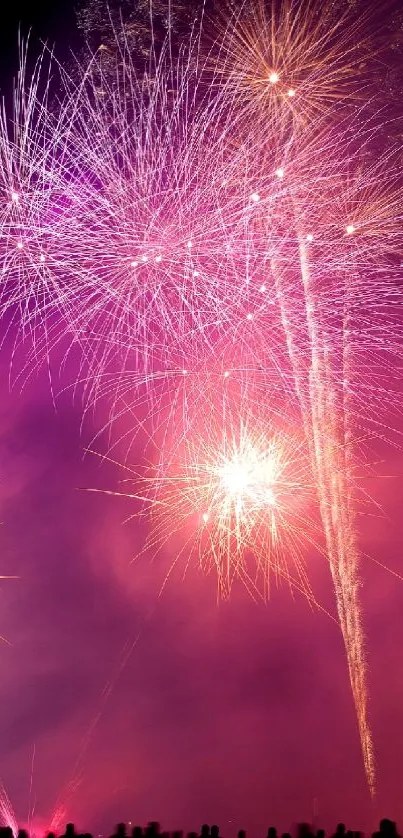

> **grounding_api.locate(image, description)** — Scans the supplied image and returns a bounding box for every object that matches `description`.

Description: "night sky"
[0,3,76,89]
[1,2,403,836]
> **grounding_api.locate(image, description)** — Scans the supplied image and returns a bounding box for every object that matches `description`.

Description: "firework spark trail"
[298,233,375,791]
[272,210,373,785]
[49,611,155,834]
[27,744,36,834]
[340,250,375,787]
[269,204,375,790]
[0,780,18,835]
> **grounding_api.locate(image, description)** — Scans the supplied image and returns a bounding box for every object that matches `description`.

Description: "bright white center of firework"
[217,452,276,508]
[269,72,279,84]
[11,191,19,202]
[306,233,314,242]
[287,88,296,97]
[275,167,284,179]
[250,192,260,203]
[346,224,355,235]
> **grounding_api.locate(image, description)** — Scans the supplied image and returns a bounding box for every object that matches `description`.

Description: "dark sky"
[1,2,403,837]
[0,0,77,88]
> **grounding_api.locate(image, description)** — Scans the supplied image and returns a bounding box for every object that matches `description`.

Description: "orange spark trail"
[300,233,374,792]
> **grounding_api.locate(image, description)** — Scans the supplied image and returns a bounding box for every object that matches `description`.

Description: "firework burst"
[87,386,323,605]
